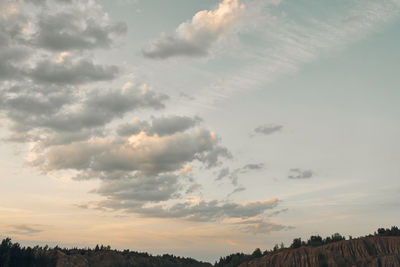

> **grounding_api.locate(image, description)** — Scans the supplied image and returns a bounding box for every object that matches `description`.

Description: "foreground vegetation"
[0,239,211,267]
[1,226,399,267]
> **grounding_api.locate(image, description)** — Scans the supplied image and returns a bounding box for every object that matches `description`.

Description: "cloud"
[94,174,181,203]
[243,163,264,170]
[0,82,168,145]
[242,221,289,234]
[29,58,119,85]
[216,163,264,185]
[181,163,194,175]
[25,0,73,5]
[41,85,167,132]
[0,0,250,230]
[142,0,244,59]
[288,168,314,179]
[197,145,232,168]
[0,0,140,144]
[18,104,233,221]
[116,118,150,136]
[0,2,31,81]
[267,208,288,217]
[117,115,202,137]
[76,123,233,215]
[186,183,202,194]
[97,198,279,222]
[253,124,283,136]
[216,167,230,180]
[232,208,292,234]
[227,186,246,197]
[7,224,43,235]
[151,116,202,136]
[35,127,229,176]
[31,2,127,51]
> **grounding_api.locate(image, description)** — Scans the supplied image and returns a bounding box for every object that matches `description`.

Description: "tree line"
[0,238,211,267]
[1,226,399,267]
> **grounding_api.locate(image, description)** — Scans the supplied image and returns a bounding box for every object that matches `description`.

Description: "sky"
[0,0,399,262]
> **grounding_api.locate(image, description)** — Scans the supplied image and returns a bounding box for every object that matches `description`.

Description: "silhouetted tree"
[252,248,262,258]
[307,235,323,247]
[290,238,302,249]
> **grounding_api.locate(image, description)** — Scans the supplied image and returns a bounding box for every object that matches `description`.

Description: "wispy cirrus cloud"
[192,0,400,107]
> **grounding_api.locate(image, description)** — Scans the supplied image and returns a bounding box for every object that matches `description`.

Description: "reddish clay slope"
[239,236,400,267]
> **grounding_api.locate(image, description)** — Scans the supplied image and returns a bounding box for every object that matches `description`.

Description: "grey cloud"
[288,168,314,179]
[229,169,240,186]
[39,85,167,132]
[0,0,126,62]
[242,221,289,234]
[26,0,74,5]
[234,214,292,234]
[216,167,230,180]
[8,224,43,235]
[36,124,230,214]
[29,59,119,85]
[40,128,105,147]
[267,208,289,217]
[3,88,73,120]
[117,120,150,136]
[36,128,229,176]
[1,83,167,145]
[243,163,265,170]
[98,198,279,222]
[186,183,202,194]
[31,9,127,51]
[151,116,202,136]
[0,46,29,81]
[0,0,139,143]
[198,146,232,169]
[117,115,201,137]
[216,162,264,185]
[0,10,31,81]
[142,35,209,59]
[1,85,75,136]
[24,0,47,5]
[227,186,246,197]
[94,174,181,203]
[254,124,283,136]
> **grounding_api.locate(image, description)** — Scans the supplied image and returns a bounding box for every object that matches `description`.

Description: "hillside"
[238,236,400,267]
[2,227,400,266]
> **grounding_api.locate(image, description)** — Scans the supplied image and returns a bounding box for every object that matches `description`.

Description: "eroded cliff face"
[239,236,400,267]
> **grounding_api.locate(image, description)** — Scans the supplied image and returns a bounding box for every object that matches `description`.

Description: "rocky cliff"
[239,236,400,267]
